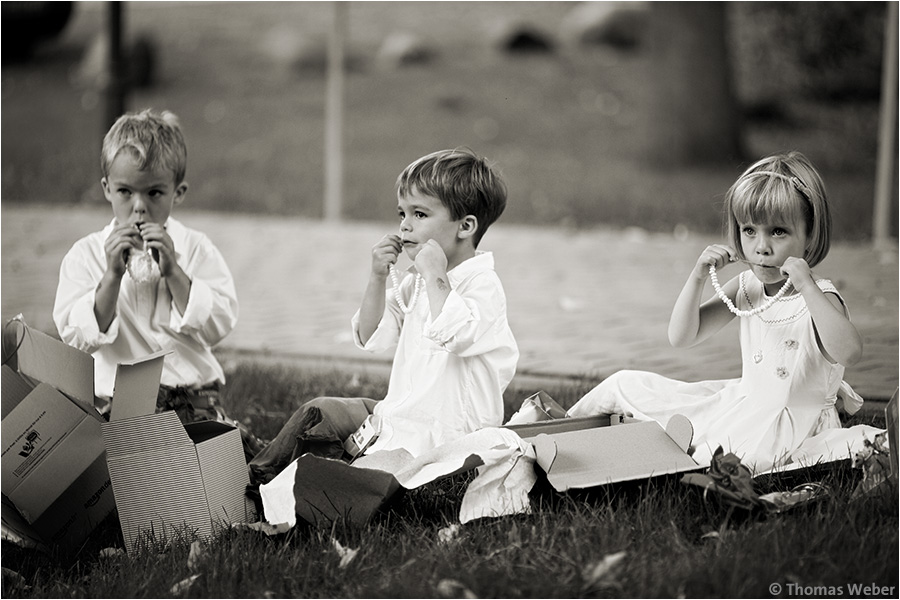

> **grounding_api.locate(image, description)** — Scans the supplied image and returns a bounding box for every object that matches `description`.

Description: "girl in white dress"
[567,151,882,474]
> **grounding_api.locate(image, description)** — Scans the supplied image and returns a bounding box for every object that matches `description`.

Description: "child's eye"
[415,211,426,219]
[397,211,405,220]
[742,226,755,235]
[772,228,787,236]
[118,188,132,196]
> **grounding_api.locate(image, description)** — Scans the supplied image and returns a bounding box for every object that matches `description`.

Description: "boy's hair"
[101,109,187,184]
[396,148,507,247]
[723,151,831,267]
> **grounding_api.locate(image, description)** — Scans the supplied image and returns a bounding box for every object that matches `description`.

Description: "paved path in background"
[2,204,897,403]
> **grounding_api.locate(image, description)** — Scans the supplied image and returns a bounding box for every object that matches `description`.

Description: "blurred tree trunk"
[642,2,743,166]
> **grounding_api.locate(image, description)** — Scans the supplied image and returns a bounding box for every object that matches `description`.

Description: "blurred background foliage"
[1,1,891,240]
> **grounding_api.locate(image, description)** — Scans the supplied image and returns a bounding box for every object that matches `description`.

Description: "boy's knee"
[299,396,375,442]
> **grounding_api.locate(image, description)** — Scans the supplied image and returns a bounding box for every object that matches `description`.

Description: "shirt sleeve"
[53,241,119,354]
[351,289,402,352]
[423,272,512,358]
[166,237,238,347]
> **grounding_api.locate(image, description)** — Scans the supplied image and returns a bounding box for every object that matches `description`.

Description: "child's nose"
[132,196,148,214]
[755,237,772,254]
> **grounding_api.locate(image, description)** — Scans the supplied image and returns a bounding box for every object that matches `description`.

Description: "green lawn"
[1,360,896,599]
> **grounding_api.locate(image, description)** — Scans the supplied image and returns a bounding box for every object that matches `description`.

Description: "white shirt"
[53,218,238,400]
[351,252,519,457]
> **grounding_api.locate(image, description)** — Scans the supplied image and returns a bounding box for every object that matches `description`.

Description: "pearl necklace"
[388,263,424,314]
[709,264,792,318]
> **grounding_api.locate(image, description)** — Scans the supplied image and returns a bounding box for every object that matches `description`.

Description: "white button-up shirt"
[53,218,238,400]
[351,252,519,457]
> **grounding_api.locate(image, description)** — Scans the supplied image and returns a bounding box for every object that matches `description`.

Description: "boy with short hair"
[53,108,264,459]
[250,148,518,483]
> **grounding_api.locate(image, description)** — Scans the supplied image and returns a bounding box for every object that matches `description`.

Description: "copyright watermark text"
[769,582,896,597]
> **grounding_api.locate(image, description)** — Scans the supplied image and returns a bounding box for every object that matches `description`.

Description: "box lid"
[506,415,611,441]
[532,415,700,491]
[2,364,34,419]
[8,319,95,414]
[108,350,169,422]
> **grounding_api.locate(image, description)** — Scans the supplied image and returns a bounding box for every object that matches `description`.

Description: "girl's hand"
[136,222,178,277]
[414,239,448,278]
[371,234,402,277]
[780,256,814,291]
[105,222,142,277]
[695,244,736,277]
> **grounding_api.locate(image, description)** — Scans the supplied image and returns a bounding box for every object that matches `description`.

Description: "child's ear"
[173,182,189,206]
[101,177,112,201]
[458,215,478,240]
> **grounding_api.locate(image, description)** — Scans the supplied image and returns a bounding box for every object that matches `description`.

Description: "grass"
[0,2,887,240]
[2,360,896,599]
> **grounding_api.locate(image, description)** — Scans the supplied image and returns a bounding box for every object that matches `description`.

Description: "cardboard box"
[1,321,115,551]
[100,354,257,553]
[519,414,703,492]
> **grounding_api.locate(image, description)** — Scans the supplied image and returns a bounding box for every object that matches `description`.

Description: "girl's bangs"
[731,178,806,228]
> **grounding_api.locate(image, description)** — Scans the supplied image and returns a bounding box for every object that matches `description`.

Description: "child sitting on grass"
[53,108,265,460]
[567,151,883,474]
[249,148,519,484]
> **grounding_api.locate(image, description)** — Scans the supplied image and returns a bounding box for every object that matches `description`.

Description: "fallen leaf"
[507,522,521,546]
[582,550,627,592]
[437,524,461,544]
[436,578,478,599]
[169,573,200,595]
[187,541,204,572]
[330,538,358,569]
[230,521,293,536]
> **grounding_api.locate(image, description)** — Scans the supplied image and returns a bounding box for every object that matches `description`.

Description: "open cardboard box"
[504,392,702,492]
[100,352,257,553]
[1,321,115,551]
[525,415,703,491]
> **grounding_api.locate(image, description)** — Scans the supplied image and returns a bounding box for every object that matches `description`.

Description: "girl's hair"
[723,151,831,267]
[101,109,187,184]
[396,148,507,247]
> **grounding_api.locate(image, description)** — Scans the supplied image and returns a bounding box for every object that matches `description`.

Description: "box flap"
[290,455,401,526]
[665,414,694,453]
[506,415,610,441]
[102,411,193,458]
[194,428,255,525]
[109,351,169,422]
[1,383,90,496]
[10,319,95,411]
[532,419,700,492]
[2,364,35,419]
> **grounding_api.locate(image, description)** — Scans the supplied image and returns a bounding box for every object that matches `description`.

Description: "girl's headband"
[743,170,811,200]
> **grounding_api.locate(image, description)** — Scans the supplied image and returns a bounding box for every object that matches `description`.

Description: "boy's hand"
[137,222,178,277]
[414,239,448,279]
[104,222,143,277]
[780,257,814,291]
[372,234,402,277]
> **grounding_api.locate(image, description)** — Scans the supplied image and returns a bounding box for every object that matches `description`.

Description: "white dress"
[567,271,881,474]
